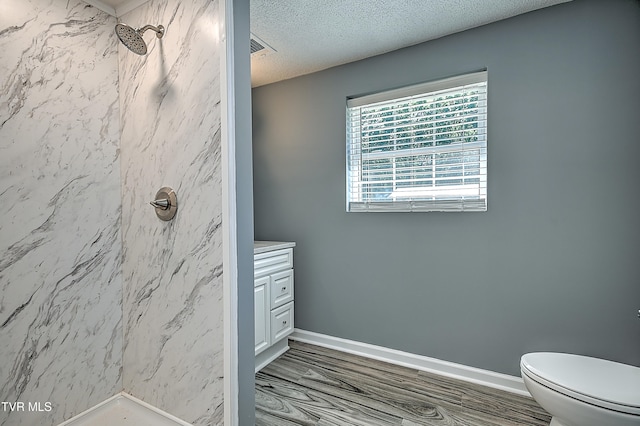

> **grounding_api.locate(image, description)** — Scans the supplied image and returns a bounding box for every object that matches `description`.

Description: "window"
[346,71,487,212]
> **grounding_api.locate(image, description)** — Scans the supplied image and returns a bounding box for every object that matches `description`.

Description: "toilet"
[520,352,640,426]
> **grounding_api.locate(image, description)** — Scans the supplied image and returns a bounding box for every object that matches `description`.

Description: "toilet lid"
[521,352,640,415]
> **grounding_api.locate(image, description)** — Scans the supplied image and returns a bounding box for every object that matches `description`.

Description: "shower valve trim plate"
[150,187,177,221]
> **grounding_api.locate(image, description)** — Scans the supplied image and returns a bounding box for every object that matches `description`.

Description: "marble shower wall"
[0,1,122,425]
[118,1,224,424]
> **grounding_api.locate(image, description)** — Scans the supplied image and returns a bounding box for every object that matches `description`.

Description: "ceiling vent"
[250,38,265,54]
[250,33,275,57]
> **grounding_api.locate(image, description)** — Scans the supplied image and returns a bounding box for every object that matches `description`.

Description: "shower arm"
[138,24,165,38]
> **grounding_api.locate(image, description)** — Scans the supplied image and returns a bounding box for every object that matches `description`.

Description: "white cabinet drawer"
[270,269,293,309]
[270,301,294,344]
[254,248,293,278]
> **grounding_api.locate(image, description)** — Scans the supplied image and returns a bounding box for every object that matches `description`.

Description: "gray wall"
[252,0,640,376]
[229,0,257,424]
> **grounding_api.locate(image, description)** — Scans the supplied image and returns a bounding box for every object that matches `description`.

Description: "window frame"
[346,71,488,213]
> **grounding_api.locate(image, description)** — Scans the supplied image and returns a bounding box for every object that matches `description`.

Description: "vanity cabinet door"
[254,276,270,355]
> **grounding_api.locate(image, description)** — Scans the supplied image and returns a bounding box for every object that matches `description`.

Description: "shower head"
[115,23,164,55]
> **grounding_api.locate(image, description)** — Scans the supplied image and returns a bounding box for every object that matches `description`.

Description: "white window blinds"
[346,71,488,212]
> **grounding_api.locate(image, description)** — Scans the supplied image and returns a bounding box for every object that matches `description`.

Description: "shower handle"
[150,187,177,221]
[150,198,170,210]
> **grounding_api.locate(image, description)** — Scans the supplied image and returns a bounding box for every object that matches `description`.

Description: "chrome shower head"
[115,23,164,55]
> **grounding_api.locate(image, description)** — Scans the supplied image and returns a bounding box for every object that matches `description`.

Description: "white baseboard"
[289,329,531,397]
[58,392,192,426]
[255,337,290,373]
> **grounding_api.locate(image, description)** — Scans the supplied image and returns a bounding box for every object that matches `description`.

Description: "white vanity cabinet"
[254,241,296,372]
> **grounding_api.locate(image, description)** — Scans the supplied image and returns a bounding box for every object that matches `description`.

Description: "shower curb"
[57,392,192,426]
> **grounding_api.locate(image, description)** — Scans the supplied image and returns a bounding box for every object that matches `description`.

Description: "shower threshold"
[58,393,191,426]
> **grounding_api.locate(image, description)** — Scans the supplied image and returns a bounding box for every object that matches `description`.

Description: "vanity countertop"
[254,241,296,255]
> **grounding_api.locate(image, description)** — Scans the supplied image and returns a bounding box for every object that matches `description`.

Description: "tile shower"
[0,0,224,425]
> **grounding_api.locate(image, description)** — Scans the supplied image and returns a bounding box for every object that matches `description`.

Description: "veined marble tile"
[118,0,224,425]
[0,1,122,425]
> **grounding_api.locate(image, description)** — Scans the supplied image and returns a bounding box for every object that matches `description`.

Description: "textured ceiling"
[250,0,572,87]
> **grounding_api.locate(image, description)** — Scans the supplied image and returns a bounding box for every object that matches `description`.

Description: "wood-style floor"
[255,340,551,426]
